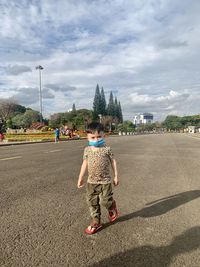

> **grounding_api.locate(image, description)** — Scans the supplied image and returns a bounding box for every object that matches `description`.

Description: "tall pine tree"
[107,91,115,117]
[93,84,101,120]
[72,103,76,112]
[114,97,119,120]
[118,101,123,123]
[100,87,106,115]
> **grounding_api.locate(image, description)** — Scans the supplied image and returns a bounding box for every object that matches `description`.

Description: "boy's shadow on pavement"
[104,190,200,228]
[93,191,200,267]
[90,226,200,267]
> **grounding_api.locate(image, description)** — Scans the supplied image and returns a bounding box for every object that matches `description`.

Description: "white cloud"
[124,89,196,120]
[130,90,189,106]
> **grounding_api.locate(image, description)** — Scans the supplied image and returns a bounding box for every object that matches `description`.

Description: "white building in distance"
[133,113,153,125]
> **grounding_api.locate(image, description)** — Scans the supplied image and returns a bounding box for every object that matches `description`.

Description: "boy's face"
[87,131,104,142]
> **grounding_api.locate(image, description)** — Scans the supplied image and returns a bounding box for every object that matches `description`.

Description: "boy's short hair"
[86,122,104,134]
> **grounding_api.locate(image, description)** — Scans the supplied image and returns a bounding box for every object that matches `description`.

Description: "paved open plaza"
[0,134,200,266]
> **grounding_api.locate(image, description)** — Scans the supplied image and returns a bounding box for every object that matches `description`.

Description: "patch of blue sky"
[0,66,6,74]
[0,42,15,54]
[0,40,45,59]
[110,34,138,46]
[58,20,100,38]
[56,24,79,40]
[154,14,169,23]
[0,81,5,88]
[154,9,183,26]
[9,0,42,15]
[79,20,102,34]
[30,24,82,53]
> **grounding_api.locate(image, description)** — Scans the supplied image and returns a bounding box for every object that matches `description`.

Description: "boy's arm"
[77,159,88,188]
[111,158,119,186]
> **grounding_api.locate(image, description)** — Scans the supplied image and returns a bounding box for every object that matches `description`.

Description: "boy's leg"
[86,183,101,224]
[100,183,113,210]
[100,183,119,222]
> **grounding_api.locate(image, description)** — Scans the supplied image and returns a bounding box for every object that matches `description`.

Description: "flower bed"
[5,131,86,142]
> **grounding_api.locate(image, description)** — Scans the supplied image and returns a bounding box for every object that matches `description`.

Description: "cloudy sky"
[0,0,200,121]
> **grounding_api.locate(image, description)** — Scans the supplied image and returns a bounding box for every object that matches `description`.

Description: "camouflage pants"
[86,183,114,224]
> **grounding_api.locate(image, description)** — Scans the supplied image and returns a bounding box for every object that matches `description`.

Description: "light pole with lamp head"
[35,65,44,123]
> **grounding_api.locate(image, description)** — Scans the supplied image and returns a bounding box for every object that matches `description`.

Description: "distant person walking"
[55,128,60,143]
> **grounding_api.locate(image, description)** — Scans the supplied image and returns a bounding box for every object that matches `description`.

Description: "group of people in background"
[54,126,79,143]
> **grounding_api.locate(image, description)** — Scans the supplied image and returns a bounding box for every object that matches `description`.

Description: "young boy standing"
[77,122,119,235]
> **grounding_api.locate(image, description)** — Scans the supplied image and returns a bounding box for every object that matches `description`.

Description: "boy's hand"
[113,177,119,186]
[77,178,84,188]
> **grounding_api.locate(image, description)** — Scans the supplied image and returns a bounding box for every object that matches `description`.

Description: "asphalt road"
[0,134,200,267]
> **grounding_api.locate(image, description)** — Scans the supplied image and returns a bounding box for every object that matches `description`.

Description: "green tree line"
[162,115,200,130]
[1,95,199,133]
[0,100,41,131]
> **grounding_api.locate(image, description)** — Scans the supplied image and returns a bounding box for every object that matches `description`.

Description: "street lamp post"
[35,65,44,123]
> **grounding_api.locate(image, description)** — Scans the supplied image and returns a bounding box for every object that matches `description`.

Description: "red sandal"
[108,200,119,222]
[85,223,103,235]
